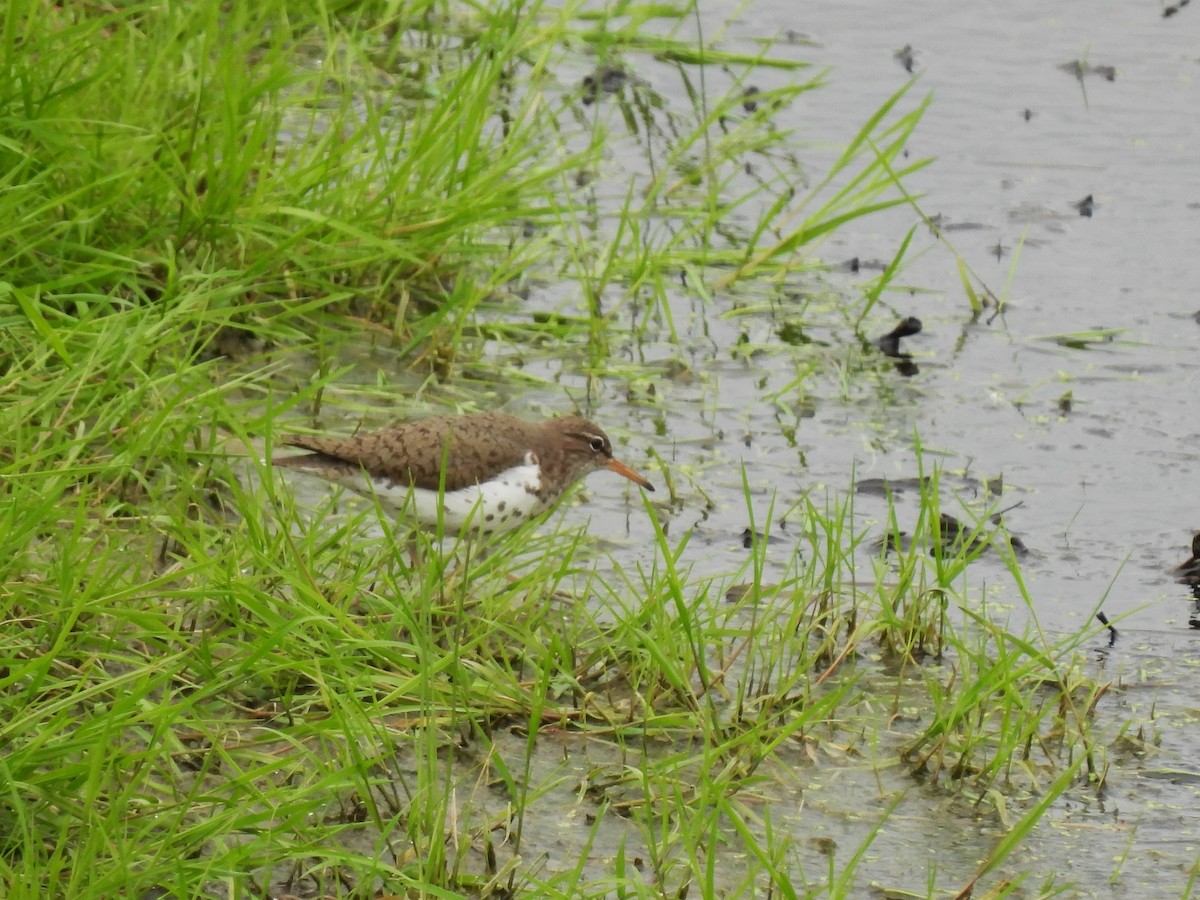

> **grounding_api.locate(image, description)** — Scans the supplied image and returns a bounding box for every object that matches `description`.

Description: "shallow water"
[499,2,1200,895]
[265,2,1200,895]
[546,0,1200,630]
[716,0,1200,631]
[708,3,1200,895]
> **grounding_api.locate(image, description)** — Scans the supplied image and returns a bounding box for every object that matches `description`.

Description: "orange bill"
[607,458,655,491]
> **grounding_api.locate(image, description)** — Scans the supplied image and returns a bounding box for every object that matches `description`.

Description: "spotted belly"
[369,461,549,535]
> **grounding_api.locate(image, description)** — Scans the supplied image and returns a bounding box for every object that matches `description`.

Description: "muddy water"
[271,3,1199,895]
[527,4,1199,617]
[719,2,1198,895]
[481,2,1200,896]
[755,1,1200,635]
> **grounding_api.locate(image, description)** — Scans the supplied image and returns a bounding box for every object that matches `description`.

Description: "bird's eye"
[589,436,606,452]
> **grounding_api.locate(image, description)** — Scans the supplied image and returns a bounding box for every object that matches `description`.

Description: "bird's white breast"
[373,456,548,535]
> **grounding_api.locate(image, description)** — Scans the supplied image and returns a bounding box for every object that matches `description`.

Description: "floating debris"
[1175,532,1200,585]
[1032,327,1124,349]
[934,514,986,555]
[836,256,890,273]
[894,44,917,73]
[741,527,787,549]
[581,65,628,105]
[875,316,923,376]
[875,317,922,359]
[1058,60,1118,82]
[855,475,932,497]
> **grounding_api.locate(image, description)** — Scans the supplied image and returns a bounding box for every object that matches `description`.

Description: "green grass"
[0,0,1112,897]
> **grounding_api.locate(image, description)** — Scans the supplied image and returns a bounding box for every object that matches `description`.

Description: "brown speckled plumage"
[273,412,653,513]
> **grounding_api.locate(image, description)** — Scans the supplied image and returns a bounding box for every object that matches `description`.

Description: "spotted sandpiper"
[272,412,654,539]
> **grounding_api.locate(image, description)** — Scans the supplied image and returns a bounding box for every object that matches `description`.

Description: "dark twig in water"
[894,44,917,73]
[1174,532,1200,585]
[876,317,923,376]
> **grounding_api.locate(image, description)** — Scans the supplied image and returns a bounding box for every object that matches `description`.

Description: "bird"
[272,412,654,542]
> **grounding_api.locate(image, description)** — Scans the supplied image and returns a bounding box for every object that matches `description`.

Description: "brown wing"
[274,413,539,492]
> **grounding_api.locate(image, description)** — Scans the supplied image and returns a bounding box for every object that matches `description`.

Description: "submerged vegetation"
[1,0,1115,897]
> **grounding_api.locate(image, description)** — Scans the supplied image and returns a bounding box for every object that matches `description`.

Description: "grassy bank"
[1,0,1104,896]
